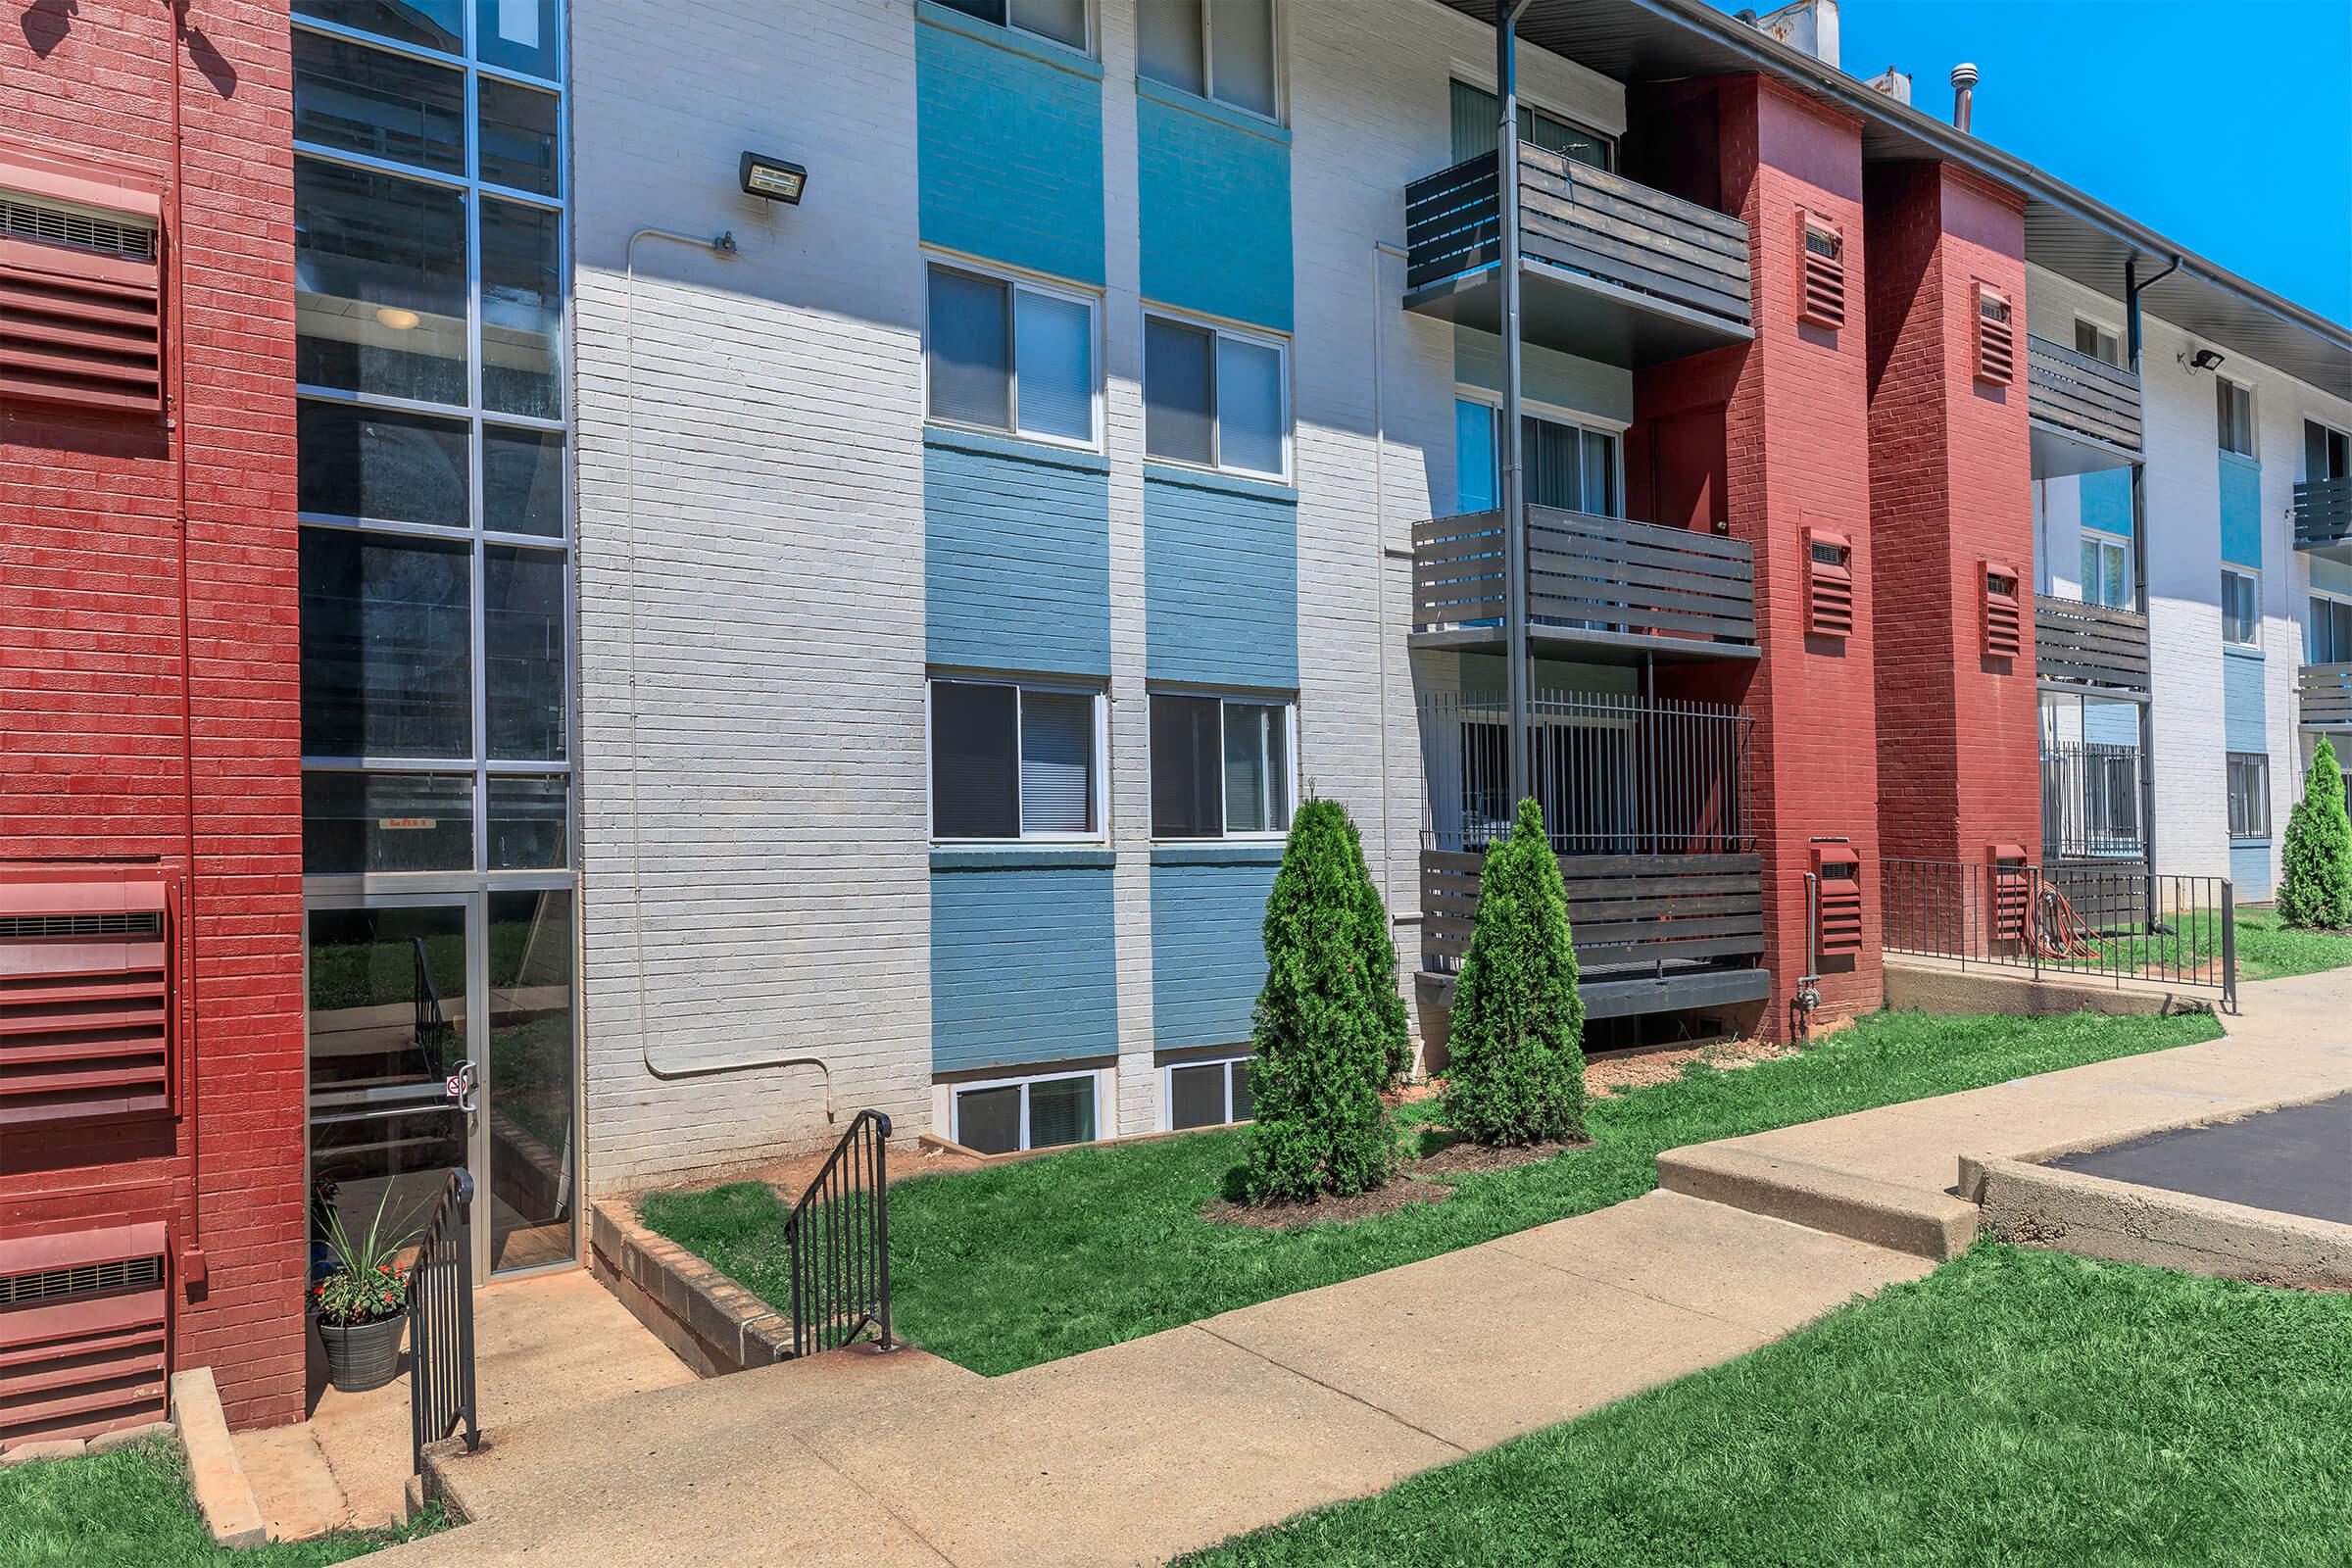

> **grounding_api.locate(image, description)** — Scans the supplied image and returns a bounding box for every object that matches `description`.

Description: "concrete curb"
[1882,956,2214,1018]
[1960,1152,2352,1289]
[168,1367,268,1549]
[587,1200,794,1377]
[1657,1143,1980,1259]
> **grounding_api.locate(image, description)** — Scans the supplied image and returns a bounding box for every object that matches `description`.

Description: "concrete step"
[1656,1142,1980,1259]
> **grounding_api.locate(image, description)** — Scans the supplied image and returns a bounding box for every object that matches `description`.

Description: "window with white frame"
[1165,1054,1254,1130]
[1144,313,1288,478]
[2227,753,2271,840]
[2079,531,2132,610]
[926,261,1099,446]
[929,678,1102,840]
[2309,593,2352,664]
[2221,568,2260,647]
[1150,693,1293,838]
[952,1070,1098,1155]
[2074,318,2123,368]
[2217,376,2257,458]
[2308,418,2352,483]
[1137,0,1277,121]
[934,0,1087,52]
[1455,398,1620,517]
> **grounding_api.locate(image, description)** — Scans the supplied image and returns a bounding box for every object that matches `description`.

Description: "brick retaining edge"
[588,1200,792,1378]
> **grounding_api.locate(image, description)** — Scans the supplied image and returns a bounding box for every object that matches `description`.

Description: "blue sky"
[1700,0,2352,324]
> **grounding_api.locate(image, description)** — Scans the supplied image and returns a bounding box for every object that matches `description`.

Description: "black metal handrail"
[409,1169,478,1475]
[784,1110,894,1359]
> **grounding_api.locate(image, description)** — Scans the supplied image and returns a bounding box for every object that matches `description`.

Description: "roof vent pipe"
[1950,63,1978,132]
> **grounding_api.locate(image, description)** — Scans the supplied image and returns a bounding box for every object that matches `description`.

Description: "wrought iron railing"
[1881,858,2233,1009]
[783,1110,894,1359]
[409,1169,478,1475]
[2040,741,2144,859]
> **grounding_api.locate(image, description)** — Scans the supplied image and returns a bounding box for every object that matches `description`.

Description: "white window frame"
[2217,373,2258,460]
[1142,0,1286,125]
[1453,386,1628,518]
[1147,688,1300,843]
[2308,587,2352,665]
[922,253,1104,453]
[925,674,1110,844]
[2073,315,2124,368]
[1142,307,1293,482]
[950,1068,1101,1153]
[939,0,1094,57]
[2079,529,2132,611]
[2222,567,2262,649]
[2226,753,2272,842]
[1159,1054,1254,1132]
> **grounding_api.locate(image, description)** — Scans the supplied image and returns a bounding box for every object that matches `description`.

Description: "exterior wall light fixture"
[2183,347,2228,374]
[739,152,808,205]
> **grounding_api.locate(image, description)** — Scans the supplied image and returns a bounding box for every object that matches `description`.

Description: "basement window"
[1165,1054,1254,1131]
[952,1071,1098,1155]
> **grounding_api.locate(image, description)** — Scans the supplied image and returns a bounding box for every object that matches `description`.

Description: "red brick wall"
[1864,162,2039,867]
[1,0,305,1431]
[1634,75,1882,1040]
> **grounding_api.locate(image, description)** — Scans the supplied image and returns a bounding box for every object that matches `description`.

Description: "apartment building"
[5,0,2350,1447]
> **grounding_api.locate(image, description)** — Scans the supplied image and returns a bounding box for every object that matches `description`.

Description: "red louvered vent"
[1813,848,1863,956]
[1975,284,2015,385]
[1806,528,1854,638]
[0,871,176,1129]
[1987,844,2032,946]
[1983,561,2023,660]
[0,153,164,416]
[0,1225,171,1450]
[1797,212,1845,329]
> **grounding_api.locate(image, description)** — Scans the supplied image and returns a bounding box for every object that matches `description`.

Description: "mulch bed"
[1202,1126,1595,1228]
[1412,1132,1592,1178]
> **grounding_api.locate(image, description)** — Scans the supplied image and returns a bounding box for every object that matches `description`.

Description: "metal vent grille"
[0,1253,165,1306]
[1797,215,1844,329]
[1984,564,2023,659]
[0,197,157,263]
[1976,286,2016,385]
[0,910,164,941]
[1805,531,1853,639]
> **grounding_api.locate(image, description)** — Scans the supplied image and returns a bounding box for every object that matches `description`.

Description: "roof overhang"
[1429,0,2352,399]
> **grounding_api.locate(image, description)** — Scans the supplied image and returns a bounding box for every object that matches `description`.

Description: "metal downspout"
[2126,254,2181,904]
[1498,0,1536,807]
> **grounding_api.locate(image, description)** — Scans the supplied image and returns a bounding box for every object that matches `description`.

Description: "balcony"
[1416,689,1767,1020]
[2034,594,2150,698]
[1402,146,1753,366]
[1411,506,1757,664]
[2026,334,2141,476]
[2293,476,2352,556]
[2300,662,2352,726]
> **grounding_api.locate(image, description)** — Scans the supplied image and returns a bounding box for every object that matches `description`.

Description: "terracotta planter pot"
[318,1311,406,1393]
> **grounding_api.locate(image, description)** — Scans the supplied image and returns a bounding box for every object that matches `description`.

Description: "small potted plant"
[313,1189,416,1394]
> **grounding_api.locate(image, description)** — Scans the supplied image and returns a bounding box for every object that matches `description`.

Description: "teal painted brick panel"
[1137,86,1292,331]
[2223,650,2267,755]
[916,3,1105,284]
[2079,467,2133,537]
[1144,470,1298,688]
[2220,454,2263,567]
[1152,859,1276,1051]
[926,435,1111,674]
[2230,841,2273,900]
[932,865,1119,1074]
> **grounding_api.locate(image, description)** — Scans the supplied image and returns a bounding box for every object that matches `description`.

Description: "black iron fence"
[784,1110,894,1359]
[2040,741,2143,859]
[1881,858,2234,1010]
[408,1169,478,1476]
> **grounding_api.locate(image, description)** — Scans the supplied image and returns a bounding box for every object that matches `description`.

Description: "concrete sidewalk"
[371,1194,1925,1567]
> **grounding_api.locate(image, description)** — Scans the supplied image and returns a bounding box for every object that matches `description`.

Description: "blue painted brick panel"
[1144,472,1298,688]
[2079,467,2133,537]
[2230,841,2273,899]
[916,6,1105,285]
[2223,651,2267,756]
[1136,89,1292,331]
[931,865,1119,1074]
[926,438,1111,674]
[2220,454,2263,568]
[1151,860,1276,1051]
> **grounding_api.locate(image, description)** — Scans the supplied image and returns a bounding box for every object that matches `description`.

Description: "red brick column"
[1,0,306,1432]
[1864,163,2038,868]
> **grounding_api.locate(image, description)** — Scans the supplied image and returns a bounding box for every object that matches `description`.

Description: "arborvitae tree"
[1339,811,1413,1091]
[1442,797,1586,1146]
[2278,737,2352,929]
[1243,799,1396,1203]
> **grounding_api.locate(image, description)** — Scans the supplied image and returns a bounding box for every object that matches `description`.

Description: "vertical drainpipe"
[1498,1,1531,805]
[2126,253,2181,901]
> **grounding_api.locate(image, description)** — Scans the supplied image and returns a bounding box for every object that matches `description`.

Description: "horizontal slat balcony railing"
[1403,146,1752,334]
[1413,507,1757,656]
[1423,849,1766,979]
[2034,594,2150,696]
[2299,662,2352,725]
[2026,334,2142,456]
[2294,475,2352,553]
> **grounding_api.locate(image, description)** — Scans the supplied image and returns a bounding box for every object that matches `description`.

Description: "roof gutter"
[1618,0,2352,354]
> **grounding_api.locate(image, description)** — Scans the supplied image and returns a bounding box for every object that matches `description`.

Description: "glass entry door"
[306,892,576,1284]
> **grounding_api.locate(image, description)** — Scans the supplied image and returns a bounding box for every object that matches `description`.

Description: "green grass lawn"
[0,1437,444,1568]
[1177,1244,2352,1567]
[2233,908,2352,980]
[2056,907,2352,985]
[640,1008,2220,1376]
